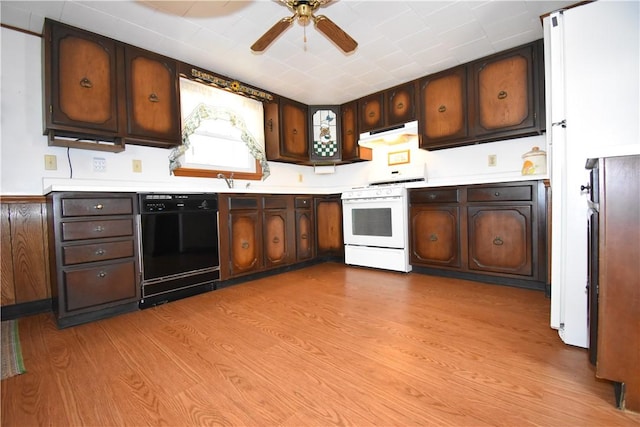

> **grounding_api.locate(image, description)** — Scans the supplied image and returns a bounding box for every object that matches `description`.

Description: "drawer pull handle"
[396,102,404,110]
[301,234,308,240]
[438,105,447,113]
[241,241,249,249]
[368,111,375,118]
[94,204,104,210]
[428,194,437,200]
[494,192,500,197]
[272,236,280,244]
[97,271,107,278]
[95,249,105,256]
[94,226,105,232]
[429,233,438,242]
[497,90,508,100]
[79,77,93,88]
[346,129,353,135]
[493,237,504,246]
[148,93,159,103]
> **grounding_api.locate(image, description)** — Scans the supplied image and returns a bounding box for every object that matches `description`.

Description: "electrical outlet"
[44,154,57,170]
[93,157,106,173]
[488,154,497,167]
[132,159,142,173]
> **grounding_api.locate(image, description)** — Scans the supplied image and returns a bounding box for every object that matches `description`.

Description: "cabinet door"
[264,101,281,159]
[315,196,343,256]
[410,206,460,268]
[386,82,416,126]
[296,209,314,261]
[472,43,538,138]
[340,101,359,162]
[229,211,261,276]
[281,98,309,161]
[0,200,50,306]
[419,66,469,148]
[45,19,119,134]
[263,209,290,268]
[124,46,180,147]
[467,206,532,276]
[358,92,384,132]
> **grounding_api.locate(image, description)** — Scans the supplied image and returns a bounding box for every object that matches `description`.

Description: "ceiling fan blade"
[251,17,294,52]
[314,15,357,53]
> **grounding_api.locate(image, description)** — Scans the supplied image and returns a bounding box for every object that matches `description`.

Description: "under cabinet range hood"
[358,120,426,186]
[358,120,418,148]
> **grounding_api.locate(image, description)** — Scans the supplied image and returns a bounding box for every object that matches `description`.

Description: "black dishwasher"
[138,193,219,308]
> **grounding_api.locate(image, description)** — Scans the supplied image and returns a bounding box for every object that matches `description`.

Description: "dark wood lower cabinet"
[219,194,323,281]
[587,155,640,412]
[410,180,547,290]
[47,192,140,328]
[1,197,51,319]
[314,195,344,258]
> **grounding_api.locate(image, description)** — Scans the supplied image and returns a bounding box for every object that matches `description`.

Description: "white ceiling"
[1,0,575,105]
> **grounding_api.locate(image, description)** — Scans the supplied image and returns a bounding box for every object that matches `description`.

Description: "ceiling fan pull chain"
[304,25,307,50]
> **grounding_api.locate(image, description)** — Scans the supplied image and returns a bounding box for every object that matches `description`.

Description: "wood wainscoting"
[2,263,638,426]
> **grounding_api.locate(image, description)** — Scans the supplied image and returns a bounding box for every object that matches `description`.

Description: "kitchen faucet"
[217,173,234,189]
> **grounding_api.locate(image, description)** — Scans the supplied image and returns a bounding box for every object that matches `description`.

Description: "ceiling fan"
[250,0,358,53]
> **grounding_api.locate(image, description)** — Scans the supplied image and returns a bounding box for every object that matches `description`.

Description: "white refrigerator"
[544,1,640,348]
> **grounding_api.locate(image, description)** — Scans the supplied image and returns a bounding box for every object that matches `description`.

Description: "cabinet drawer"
[62,219,133,241]
[229,197,258,210]
[62,197,133,217]
[263,197,288,210]
[62,240,134,265]
[467,185,532,202]
[410,188,459,204]
[64,260,137,311]
[295,197,312,209]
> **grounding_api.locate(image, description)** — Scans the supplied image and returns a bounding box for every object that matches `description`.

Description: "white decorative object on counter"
[521,146,547,175]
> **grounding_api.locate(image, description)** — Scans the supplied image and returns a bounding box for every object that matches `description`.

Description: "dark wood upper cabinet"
[340,100,360,162]
[471,41,543,140]
[386,81,417,126]
[358,82,417,133]
[418,40,544,150]
[43,19,122,149]
[43,18,181,151]
[123,46,180,148]
[419,66,469,147]
[358,92,385,132]
[265,96,309,163]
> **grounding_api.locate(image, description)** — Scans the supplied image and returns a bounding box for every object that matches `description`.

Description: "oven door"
[342,197,406,249]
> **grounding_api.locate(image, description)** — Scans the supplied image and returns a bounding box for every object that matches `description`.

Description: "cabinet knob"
[438,105,447,113]
[94,225,105,232]
[148,93,159,103]
[272,236,280,244]
[396,102,404,110]
[428,193,437,200]
[95,249,105,256]
[429,233,438,242]
[494,192,500,197]
[79,77,93,88]
[368,111,375,118]
[493,236,504,246]
[346,129,353,136]
[94,204,104,210]
[497,90,508,100]
[301,234,308,240]
[292,128,298,135]
[241,241,249,249]
[97,271,107,278]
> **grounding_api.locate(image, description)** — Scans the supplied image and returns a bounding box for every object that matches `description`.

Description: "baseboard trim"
[1,299,52,321]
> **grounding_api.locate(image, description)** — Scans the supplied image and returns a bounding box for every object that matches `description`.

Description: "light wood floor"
[2,263,639,426]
